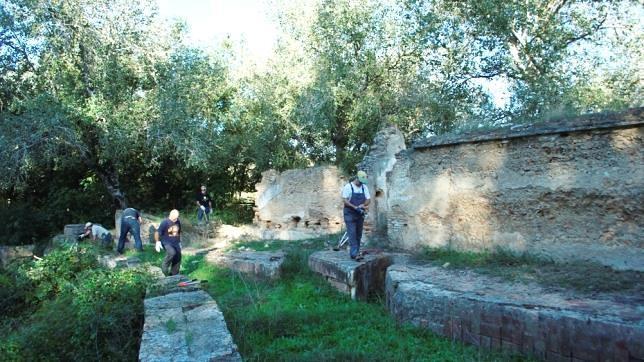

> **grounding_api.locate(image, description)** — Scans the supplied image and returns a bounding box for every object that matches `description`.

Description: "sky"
[155,0,518,107]
[156,0,279,65]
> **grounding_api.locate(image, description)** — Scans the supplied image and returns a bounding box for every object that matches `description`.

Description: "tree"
[0,0,171,207]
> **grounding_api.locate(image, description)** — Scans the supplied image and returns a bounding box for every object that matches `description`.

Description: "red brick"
[480,322,501,339]
[480,335,492,350]
[571,339,600,361]
[614,340,629,362]
[546,351,572,362]
[502,340,520,354]
[491,337,502,350]
[481,309,502,324]
[462,330,480,346]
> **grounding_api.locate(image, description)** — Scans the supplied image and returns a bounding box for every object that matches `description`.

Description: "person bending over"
[79,222,113,249]
[117,207,143,253]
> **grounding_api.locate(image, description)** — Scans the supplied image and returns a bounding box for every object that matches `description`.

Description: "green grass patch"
[419,247,643,294]
[182,239,524,361]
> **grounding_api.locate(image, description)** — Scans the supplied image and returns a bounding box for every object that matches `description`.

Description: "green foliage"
[1,0,641,246]
[185,239,522,361]
[25,246,99,301]
[0,245,153,361]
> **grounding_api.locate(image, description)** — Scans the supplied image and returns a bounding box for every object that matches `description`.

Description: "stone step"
[139,275,241,361]
[205,250,285,280]
[386,264,644,361]
[308,250,393,300]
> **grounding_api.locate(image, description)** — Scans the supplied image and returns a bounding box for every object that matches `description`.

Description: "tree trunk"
[96,166,127,209]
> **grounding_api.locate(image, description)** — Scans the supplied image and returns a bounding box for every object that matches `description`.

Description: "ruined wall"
[254,166,346,239]
[357,126,406,243]
[387,109,644,270]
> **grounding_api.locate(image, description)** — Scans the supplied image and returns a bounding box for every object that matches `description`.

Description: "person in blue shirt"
[155,209,182,276]
[341,170,371,261]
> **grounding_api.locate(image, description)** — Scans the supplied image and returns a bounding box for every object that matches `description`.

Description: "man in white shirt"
[341,170,371,261]
[80,222,113,249]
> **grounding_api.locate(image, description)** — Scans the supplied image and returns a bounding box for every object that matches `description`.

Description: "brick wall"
[385,109,644,271]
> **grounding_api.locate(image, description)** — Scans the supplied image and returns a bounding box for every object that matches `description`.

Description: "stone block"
[385,263,644,362]
[308,250,393,300]
[64,224,85,238]
[139,274,241,361]
[206,250,285,280]
[0,244,34,267]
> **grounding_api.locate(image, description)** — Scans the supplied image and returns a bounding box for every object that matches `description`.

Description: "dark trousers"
[162,243,181,276]
[101,233,113,250]
[117,219,142,253]
[344,213,364,258]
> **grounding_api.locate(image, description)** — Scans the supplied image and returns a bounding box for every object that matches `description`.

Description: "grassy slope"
[133,238,527,361]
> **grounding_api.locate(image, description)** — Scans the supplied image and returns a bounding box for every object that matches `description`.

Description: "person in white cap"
[79,222,113,249]
[341,170,371,261]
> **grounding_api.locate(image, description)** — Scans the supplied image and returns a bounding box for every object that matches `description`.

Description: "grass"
[419,247,643,295]
[166,238,527,361]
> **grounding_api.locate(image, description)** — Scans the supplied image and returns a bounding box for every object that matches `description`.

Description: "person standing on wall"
[196,185,213,224]
[342,170,371,261]
[155,209,182,276]
[117,207,144,253]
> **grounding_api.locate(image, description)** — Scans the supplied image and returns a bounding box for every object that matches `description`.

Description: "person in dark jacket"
[117,207,143,253]
[155,209,182,276]
[196,185,213,224]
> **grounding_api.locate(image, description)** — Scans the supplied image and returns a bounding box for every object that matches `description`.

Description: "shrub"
[0,245,153,361]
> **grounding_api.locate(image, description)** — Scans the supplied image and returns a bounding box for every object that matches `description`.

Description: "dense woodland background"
[1,0,642,245]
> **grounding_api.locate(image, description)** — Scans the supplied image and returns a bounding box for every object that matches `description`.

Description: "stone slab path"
[386,264,643,361]
[139,275,241,362]
[205,249,286,280]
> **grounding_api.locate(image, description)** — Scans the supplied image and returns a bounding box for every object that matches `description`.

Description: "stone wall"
[254,166,346,239]
[386,109,644,270]
[386,264,644,361]
[0,244,34,267]
[357,125,406,243]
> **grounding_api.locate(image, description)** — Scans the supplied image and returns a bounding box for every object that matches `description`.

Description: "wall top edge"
[412,107,643,150]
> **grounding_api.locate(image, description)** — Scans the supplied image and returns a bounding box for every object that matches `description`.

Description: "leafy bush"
[25,246,99,301]
[0,245,153,361]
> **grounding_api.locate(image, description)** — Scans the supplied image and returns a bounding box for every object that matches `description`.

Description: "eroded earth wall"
[387,109,643,270]
[254,166,346,239]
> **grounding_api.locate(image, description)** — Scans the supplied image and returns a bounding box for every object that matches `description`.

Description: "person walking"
[341,170,371,261]
[117,207,143,253]
[79,222,113,249]
[196,185,213,224]
[155,209,182,276]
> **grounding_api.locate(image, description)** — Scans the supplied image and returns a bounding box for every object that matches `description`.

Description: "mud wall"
[386,109,643,270]
[254,166,346,240]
